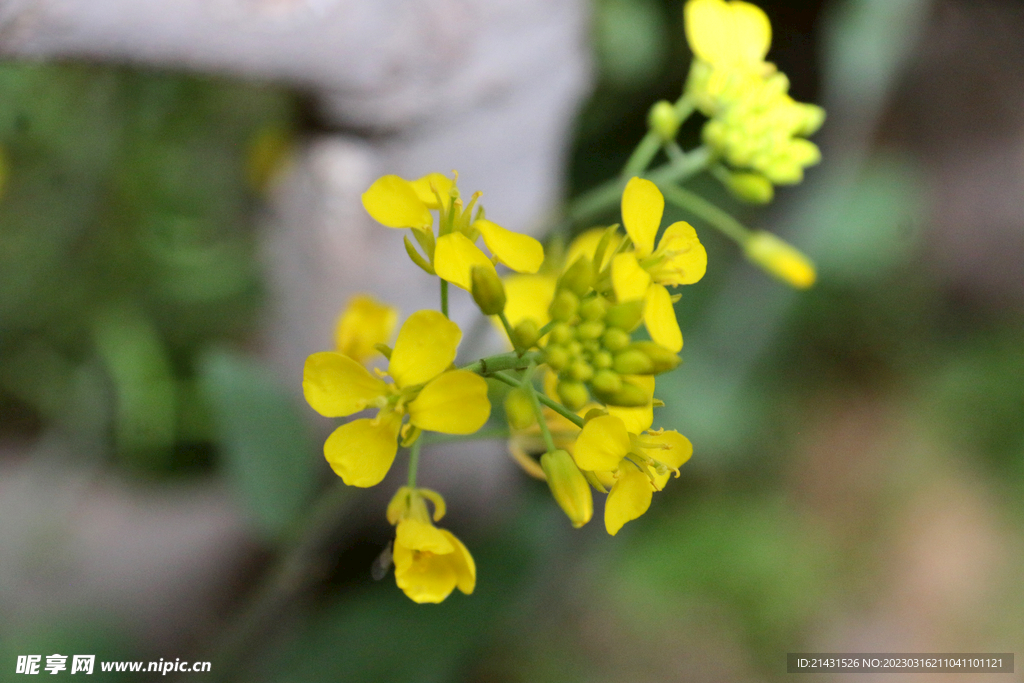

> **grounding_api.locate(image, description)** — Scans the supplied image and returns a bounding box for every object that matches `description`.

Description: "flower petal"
[621,177,663,257]
[573,414,631,472]
[408,370,491,434]
[303,352,388,417]
[393,541,458,604]
[334,294,399,364]
[440,529,476,595]
[434,232,498,291]
[644,429,693,488]
[361,175,432,231]
[652,221,707,286]
[611,252,652,303]
[323,414,400,487]
[503,273,557,329]
[643,284,683,353]
[684,0,771,69]
[389,310,461,388]
[606,375,655,433]
[568,227,624,272]
[396,518,454,554]
[605,460,654,535]
[474,219,544,273]
[408,172,454,210]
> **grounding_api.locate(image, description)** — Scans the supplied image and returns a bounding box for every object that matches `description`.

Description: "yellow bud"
[648,100,681,142]
[549,290,580,322]
[540,449,593,528]
[576,320,605,341]
[471,265,507,315]
[512,318,540,349]
[557,380,590,411]
[504,387,536,430]
[744,231,816,289]
[628,341,681,373]
[613,349,655,375]
[723,171,774,204]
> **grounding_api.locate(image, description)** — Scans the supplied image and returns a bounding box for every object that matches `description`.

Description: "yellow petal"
[440,528,476,595]
[323,414,400,487]
[605,461,654,535]
[389,310,461,388]
[621,177,663,257]
[303,352,388,417]
[573,415,631,472]
[643,284,683,353]
[606,375,655,433]
[396,518,454,554]
[684,0,771,68]
[503,273,557,328]
[408,172,454,210]
[611,252,652,303]
[393,541,458,604]
[434,232,497,291]
[567,227,624,272]
[333,294,399,363]
[361,175,432,231]
[408,370,491,434]
[644,429,693,488]
[474,219,544,273]
[652,221,707,286]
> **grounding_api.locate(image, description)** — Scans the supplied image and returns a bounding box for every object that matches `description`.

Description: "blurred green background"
[2,0,1023,681]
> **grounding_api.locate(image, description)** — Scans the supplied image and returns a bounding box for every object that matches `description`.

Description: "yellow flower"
[572,410,692,535]
[361,172,544,291]
[387,487,475,603]
[333,294,399,364]
[611,177,707,352]
[684,0,772,73]
[303,310,491,487]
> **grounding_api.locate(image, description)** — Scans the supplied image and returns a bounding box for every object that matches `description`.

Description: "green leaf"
[198,348,316,539]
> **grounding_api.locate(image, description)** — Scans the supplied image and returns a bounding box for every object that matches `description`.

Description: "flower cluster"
[684,0,825,194]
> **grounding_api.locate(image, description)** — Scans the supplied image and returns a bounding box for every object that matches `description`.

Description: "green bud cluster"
[541,257,679,411]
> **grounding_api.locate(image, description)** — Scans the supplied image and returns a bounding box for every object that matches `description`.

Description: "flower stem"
[659,182,752,245]
[440,279,449,318]
[460,351,542,375]
[497,311,519,353]
[621,131,662,178]
[520,366,557,453]
[407,438,421,488]
[490,370,584,428]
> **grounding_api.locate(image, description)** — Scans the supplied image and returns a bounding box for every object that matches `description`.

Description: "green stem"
[440,279,449,318]
[407,439,422,488]
[621,131,662,178]
[568,146,712,226]
[497,311,519,353]
[491,371,584,428]
[520,366,557,452]
[659,182,752,245]
[460,351,542,375]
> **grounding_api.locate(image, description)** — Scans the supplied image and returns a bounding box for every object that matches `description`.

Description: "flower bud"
[592,350,614,369]
[504,387,536,430]
[576,320,605,341]
[512,318,540,349]
[579,296,609,321]
[548,289,579,322]
[604,300,643,331]
[590,368,622,396]
[648,100,681,142]
[603,379,649,407]
[628,341,681,373]
[544,344,570,370]
[744,231,816,289]
[470,265,507,315]
[723,171,774,204]
[557,380,590,411]
[558,256,594,298]
[550,322,574,345]
[568,359,594,382]
[613,348,655,375]
[540,449,593,528]
[601,327,631,352]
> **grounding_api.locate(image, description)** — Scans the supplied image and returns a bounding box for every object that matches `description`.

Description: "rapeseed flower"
[333,294,398,365]
[361,171,544,290]
[303,310,490,487]
[387,487,475,603]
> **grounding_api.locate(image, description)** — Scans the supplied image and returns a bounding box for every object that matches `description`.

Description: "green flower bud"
[558,256,594,297]
[544,344,570,370]
[557,380,590,411]
[540,449,593,528]
[470,265,506,315]
[512,318,540,349]
[628,341,681,373]
[723,171,774,204]
[590,368,622,396]
[601,327,631,352]
[604,379,649,407]
[648,100,681,142]
[568,359,594,382]
[613,348,655,375]
[504,387,536,430]
[566,340,583,357]
[604,300,643,331]
[576,320,605,341]
[550,322,574,345]
[592,350,614,369]
[579,296,609,321]
[548,289,579,322]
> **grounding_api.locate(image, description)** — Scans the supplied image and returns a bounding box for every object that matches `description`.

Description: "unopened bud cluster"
[540,256,679,411]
